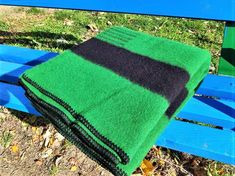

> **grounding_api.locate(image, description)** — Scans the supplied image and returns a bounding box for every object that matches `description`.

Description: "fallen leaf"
[218,168,225,175]
[70,166,77,172]
[49,136,55,146]
[51,139,60,149]
[35,159,43,166]
[41,148,53,158]
[55,156,62,167]
[32,134,40,143]
[107,21,112,25]
[168,168,177,176]
[87,24,99,32]
[43,129,51,147]
[55,133,65,142]
[158,159,165,166]
[36,128,43,135]
[140,159,155,176]
[32,127,37,132]
[11,145,19,153]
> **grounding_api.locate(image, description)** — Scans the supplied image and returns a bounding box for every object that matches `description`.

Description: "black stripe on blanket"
[71,38,189,103]
[165,88,188,117]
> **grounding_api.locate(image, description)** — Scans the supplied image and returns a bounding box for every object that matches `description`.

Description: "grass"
[49,165,59,176]
[0,7,224,70]
[0,131,13,148]
[0,7,234,176]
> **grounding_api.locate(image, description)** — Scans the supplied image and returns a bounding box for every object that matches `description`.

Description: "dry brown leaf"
[51,139,60,149]
[140,159,155,176]
[35,159,43,166]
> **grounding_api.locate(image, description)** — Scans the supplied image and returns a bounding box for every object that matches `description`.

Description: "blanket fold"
[19,26,211,176]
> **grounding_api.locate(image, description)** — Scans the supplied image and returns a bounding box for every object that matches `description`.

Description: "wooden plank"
[0,0,235,22]
[0,82,234,165]
[196,74,235,100]
[0,60,31,83]
[179,96,235,129]
[0,82,40,115]
[0,44,58,65]
[157,120,235,165]
[0,80,234,130]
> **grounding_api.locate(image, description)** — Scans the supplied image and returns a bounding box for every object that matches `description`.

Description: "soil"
[0,107,112,176]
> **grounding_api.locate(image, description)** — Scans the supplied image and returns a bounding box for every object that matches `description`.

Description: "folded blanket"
[19,26,211,176]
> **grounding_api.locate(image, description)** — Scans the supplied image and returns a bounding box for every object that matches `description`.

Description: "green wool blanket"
[19,26,211,176]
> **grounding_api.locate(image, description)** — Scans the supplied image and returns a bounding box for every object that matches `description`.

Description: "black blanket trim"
[20,80,121,165]
[23,89,127,176]
[19,75,130,165]
[71,38,190,103]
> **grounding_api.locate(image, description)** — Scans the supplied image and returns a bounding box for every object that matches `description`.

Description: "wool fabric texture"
[20,26,211,176]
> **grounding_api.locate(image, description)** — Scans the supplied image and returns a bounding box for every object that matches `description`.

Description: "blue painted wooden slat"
[0,82,234,165]
[157,120,235,165]
[0,60,31,83]
[0,44,58,66]
[179,96,235,129]
[0,0,235,22]
[196,74,235,101]
[0,82,40,115]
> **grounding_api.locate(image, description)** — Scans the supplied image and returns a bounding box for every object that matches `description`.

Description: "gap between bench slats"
[0,82,234,165]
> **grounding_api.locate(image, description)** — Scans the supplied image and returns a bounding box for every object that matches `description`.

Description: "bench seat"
[0,44,234,165]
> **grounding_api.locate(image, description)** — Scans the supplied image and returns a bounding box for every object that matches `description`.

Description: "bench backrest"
[1,0,235,22]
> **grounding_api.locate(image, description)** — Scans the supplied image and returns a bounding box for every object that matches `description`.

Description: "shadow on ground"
[7,108,50,127]
[0,30,81,50]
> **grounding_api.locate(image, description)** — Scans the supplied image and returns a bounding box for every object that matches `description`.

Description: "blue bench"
[0,0,234,165]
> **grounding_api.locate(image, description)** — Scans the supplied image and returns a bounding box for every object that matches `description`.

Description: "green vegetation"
[0,131,13,148]
[0,8,224,70]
